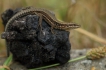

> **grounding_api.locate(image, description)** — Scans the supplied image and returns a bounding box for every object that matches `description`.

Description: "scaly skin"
[5,7,80,32]
[3,7,81,56]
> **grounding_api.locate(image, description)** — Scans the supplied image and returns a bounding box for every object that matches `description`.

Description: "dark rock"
[1,8,71,69]
[0,50,106,70]
[1,9,14,26]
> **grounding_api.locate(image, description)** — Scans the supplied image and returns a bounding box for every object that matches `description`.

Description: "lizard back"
[5,7,80,31]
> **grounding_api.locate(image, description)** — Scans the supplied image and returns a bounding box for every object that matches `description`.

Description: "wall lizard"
[5,7,81,32]
[3,7,81,56]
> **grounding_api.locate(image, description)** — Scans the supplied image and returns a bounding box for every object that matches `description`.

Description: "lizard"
[5,7,81,32]
[3,7,81,56]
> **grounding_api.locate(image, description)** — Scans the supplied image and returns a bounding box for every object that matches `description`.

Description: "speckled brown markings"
[5,7,80,32]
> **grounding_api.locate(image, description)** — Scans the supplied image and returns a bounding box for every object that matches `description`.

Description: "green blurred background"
[0,0,106,56]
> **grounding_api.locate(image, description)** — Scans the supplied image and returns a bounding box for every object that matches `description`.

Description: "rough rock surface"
[0,49,106,70]
[1,8,71,68]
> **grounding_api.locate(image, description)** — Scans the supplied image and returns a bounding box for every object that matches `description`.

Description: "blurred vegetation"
[0,0,106,56]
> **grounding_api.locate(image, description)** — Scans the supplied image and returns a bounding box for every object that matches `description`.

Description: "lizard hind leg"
[51,26,55,34]
[38,14,43,34]
[21,6,34,11]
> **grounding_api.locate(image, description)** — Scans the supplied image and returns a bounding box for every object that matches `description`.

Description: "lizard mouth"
[73,24,81,28]
[68,23,81,29]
